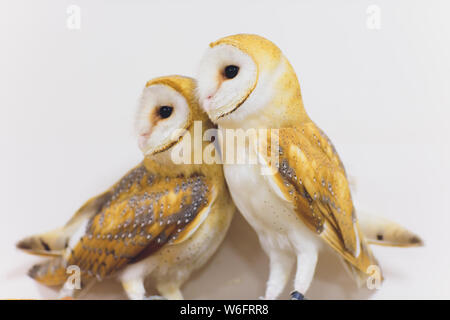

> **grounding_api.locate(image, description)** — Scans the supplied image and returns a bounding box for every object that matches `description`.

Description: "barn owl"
[196,34,422,299]
[17,75,235,300]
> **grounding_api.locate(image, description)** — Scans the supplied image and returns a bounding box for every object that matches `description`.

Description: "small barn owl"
[17,75,235,300]
[196,34,422,299]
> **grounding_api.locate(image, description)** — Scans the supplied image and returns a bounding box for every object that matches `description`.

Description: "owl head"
[135,75,211,157]
[196,34,305,128]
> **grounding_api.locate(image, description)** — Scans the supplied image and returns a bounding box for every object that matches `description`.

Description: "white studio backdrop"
[0,0,449,299]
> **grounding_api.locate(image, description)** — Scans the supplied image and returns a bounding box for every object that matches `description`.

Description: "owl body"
[17,76,235,299]
[220,127,320,250]
[197,34,422,299]
[119,157,234,299]
[222,138,321,298]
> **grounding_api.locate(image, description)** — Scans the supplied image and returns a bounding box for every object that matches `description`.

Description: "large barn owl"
[196,34,422,299]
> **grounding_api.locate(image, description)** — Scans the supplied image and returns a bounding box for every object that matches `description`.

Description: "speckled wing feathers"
[30,164,215,284]
[263,123,378,275]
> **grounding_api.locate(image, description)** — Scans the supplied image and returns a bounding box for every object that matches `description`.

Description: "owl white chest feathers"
[220,130,322,256]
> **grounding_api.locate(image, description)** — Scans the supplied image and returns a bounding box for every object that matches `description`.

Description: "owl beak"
[202,95,214,113]
[138,132,150,151]
[208,97,247,123]
[202,92,229,123]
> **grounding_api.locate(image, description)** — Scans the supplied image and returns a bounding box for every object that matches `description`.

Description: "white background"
[1,0,449,299]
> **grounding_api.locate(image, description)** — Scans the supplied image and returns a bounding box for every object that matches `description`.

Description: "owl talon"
[290,291,306,300]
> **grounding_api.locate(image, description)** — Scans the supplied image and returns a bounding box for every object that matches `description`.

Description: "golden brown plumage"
[17,76,235,299]
[29,161,222,285]
[263,124,378,278]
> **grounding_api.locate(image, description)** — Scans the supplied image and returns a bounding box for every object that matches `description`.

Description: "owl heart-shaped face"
[135,84,191,156]
[197,44,258,122]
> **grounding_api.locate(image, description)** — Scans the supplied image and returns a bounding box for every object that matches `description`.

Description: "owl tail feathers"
[357,211,424,247]
[16,227,69,257]
[28,257,68,287]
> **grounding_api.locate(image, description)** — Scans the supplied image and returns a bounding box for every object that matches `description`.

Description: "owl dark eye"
[224,65,239,79]
[158,106,173,119]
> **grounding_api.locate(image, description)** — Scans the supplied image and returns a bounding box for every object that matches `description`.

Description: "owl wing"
[259,123,378,276]
[64,164,216,281]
